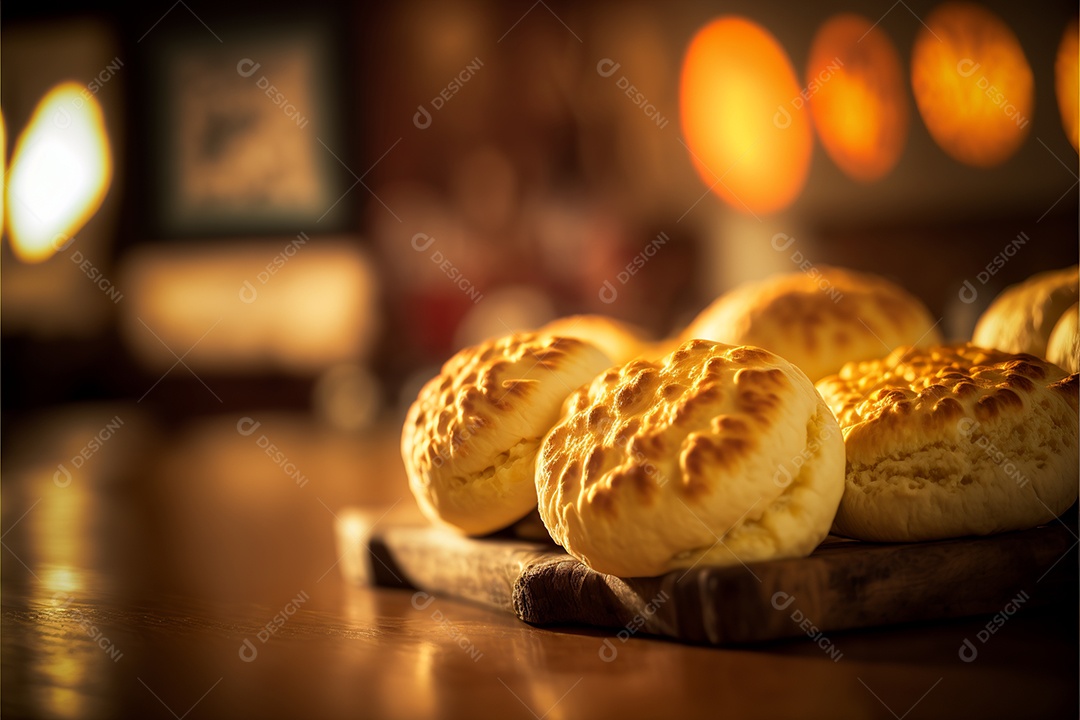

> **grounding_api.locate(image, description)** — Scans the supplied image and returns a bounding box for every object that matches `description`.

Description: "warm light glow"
[808,14,908,182]
[120,241,380,374]
[1,109,6,231]
[680,17,811,215]
[6,82,112,263]
[911,2,1033,167]
[1057,18,1079,151]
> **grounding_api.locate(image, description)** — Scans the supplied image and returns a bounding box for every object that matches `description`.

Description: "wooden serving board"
[335,508,1078,645]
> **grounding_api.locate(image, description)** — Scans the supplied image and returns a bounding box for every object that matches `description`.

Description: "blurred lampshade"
[808,14,908,182]
[679,16,811,215]
[5,82,112,263]
[911,2,1033,168]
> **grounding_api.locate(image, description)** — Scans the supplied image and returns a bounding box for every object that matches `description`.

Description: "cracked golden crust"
[536,339,845,577]
[681,266,942,382]
[972,265,1079,357]
[816,343,1080,541]
[401,332,615,536]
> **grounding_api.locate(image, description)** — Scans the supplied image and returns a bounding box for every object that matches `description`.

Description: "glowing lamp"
[911,2,1033,168]
[808,14,908,182]
[680,17,811,215]
[5,82,112,263]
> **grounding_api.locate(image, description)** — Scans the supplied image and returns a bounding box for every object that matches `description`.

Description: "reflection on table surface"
[2,404,1077,719]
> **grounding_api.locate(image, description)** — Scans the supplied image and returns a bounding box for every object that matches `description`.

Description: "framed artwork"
[145,18,350,237]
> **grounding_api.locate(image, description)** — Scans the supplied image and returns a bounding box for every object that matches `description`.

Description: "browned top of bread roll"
[682,266,941,382]
[816,343,1078,542]
[402,332,614,535]
[536,339,845,577]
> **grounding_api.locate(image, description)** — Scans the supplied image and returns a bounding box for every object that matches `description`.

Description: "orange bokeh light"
[808,14,908,182]
[1056,18,1079,152]
[680,17,811,215]
[911,2,1033,168]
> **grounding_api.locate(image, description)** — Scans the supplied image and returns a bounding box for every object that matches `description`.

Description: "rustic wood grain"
[338,509,1078,645]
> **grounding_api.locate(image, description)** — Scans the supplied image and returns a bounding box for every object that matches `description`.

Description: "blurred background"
[0,1,1077,710]
[3,0,1076,418]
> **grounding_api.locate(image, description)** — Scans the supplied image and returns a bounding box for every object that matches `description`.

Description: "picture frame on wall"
[143,17,351,238]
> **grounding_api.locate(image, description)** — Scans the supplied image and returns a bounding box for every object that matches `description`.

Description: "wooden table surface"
[2,406,1077,719]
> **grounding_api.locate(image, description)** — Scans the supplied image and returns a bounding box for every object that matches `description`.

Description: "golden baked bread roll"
[402,333,615,535]
[972,265,1078,356]
[538,315,650,365]
[681,266,942,382]
[536,339,845,577]
[1047,303,1079,373]
[816,344,1079,542]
